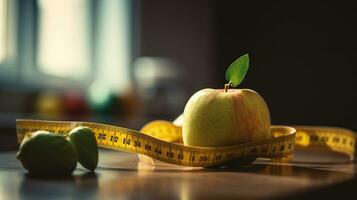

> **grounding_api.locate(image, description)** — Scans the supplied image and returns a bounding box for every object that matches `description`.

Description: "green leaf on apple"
[225,54,249,87]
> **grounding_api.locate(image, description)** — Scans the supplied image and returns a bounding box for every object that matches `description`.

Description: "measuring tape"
[16,119,355,167]
[293,126,355,161]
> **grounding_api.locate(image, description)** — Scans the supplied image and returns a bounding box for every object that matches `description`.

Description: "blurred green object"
[87,81,122,117]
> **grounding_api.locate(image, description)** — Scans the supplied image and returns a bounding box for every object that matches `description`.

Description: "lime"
[68,127,98,171]
[17,131,78,176]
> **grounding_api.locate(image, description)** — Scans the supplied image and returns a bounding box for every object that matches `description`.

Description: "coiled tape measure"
[16,115,355,167]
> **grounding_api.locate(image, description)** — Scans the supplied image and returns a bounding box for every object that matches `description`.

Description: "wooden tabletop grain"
[0,149,356,200]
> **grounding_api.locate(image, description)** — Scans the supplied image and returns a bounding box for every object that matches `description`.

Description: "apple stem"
[224,82,231,92]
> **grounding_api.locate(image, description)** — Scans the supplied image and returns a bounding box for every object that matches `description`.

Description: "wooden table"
[1,149,356,200]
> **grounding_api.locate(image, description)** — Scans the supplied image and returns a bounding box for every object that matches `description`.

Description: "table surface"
[1,149,357,200]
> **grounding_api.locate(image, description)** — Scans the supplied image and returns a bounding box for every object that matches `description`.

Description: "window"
[95,0,131,92]
[0,0,16,72]
[0,0,5,64]
[37,0,90,79]
[1,0,132,93]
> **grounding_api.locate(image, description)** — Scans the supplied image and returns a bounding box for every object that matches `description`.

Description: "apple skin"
[183,88,271,147]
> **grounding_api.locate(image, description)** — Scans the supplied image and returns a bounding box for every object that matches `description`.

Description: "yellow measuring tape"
[16,119,355,167]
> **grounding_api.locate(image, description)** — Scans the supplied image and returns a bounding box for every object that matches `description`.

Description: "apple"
[182,88,271,147]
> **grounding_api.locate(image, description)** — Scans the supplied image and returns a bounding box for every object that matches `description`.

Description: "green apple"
[182,88,271,147]
[182,54,270,148]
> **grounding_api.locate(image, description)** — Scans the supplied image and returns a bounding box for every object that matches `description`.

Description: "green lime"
[17,131,78,176]
[68,127,98,171]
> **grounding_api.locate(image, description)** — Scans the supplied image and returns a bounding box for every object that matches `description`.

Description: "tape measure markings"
[294,127,355,159]
[16,119,355,167]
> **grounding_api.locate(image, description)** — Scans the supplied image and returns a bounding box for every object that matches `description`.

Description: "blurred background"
[0,0,356,150]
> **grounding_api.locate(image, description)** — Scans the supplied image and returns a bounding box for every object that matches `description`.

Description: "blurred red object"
[63,90,89,119]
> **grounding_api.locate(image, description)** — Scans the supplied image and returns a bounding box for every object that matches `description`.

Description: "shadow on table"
[205,159,355,184]
[19,171,99,199]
